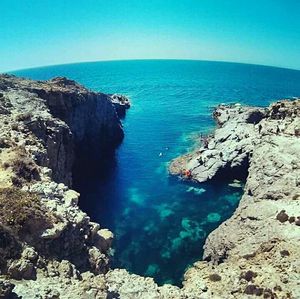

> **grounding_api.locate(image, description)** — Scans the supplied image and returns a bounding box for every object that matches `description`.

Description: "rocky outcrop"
[0,74,132,298]
[169,104,267,182]
[0,75,125,186]
[0,74,127,275]
[1,73,299,298]
[0,75,185,299]
[170,99,300,298]
[110,94,131,118]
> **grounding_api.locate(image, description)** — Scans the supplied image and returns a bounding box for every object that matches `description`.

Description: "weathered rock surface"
[110,94,131,118]
[0,74,133,298]
[0,75,185,299]
[1,73,299,298]
[0,75,125,186]
[171,99,300,298]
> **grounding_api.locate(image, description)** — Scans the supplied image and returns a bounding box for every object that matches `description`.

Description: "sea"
[13,60,300,285]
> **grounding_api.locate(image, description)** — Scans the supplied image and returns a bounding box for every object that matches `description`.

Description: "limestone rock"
[8,259,36,280]
[95,229,114,252]
[174,99,300,298]
[0,74,129,297]
[110,94,130,118]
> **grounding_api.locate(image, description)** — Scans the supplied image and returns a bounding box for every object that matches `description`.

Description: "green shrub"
[276,210,289,223]
[15,112,32,122]
[208,273,222,282]
[11,157,40,182]
[240,270,257,282]
[8,147,40,185]
[0,188,50,236]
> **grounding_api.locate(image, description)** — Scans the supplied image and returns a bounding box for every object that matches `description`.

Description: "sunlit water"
[13,60,300,285]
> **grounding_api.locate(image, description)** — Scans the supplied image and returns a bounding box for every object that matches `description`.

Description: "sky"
[0,0,299,72]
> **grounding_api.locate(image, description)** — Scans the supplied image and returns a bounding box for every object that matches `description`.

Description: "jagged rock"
[95,229,114,252]
[21,247,38,262]
[0,280,19,299]
[1,73,299,298]
[169,104,266,182]
[0,74,128,185]
[88,247,110,274]
[7,259,36,280]
[110,94,130,118]
[106,269,183,299]
[0,75,129,297]
[64,189,79,207]
[172,99,300,298]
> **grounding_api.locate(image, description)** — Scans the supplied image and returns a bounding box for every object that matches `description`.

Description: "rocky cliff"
[170,99,300,298]
[0,75,183,299]
[0,74,130,298]
[1,74,299,299]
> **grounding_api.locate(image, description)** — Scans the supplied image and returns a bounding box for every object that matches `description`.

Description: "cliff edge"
[0,74,127,298]
[0,75,182,299]
[1,74,299,298]
[170,99,300,298]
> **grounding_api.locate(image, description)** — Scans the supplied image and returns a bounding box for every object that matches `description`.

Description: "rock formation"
[1,73,299,298]
[170,99,300,298]
[0,75,182,299]
[110,94,131,118]
[0,75,133,298]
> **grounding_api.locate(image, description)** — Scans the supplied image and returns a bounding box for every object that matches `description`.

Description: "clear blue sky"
[1,0,299,71]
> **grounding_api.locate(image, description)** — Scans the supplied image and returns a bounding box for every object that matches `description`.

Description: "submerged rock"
[186,186,206,195]
[206,212,221,223]
[145,264,160,277]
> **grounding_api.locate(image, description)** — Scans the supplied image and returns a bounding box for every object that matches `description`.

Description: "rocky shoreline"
[0,74,299,298]
[170,99,300,298]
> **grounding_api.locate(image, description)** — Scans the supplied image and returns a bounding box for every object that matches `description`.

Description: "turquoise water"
[13,60,300,285]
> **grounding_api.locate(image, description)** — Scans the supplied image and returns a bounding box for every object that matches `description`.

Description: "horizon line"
[4,58,300,74]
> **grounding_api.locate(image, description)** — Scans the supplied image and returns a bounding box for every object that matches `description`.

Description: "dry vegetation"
[0,146,40,187]
[0,188,51,236]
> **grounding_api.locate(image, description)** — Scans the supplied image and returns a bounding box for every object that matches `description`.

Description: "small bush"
[288,216,295,223]
[208,273,222,282]
[11,158,40,182]
[292,194,300,200]
[276,210,289,223]
[0,188,51,236]
[15,112,32,122]
[2,162,10,169]
[11,123,18,131]
[280,250,290,257]
[263,288,276,298]
[240,270,257,282]
[244,285,263,296]
[11,177,23,187]
[0,138,9,149]
[243,252,256,259]
[9,147,40,184]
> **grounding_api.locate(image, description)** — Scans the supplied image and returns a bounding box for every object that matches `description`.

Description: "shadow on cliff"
[72,145,120,221]
[213,154,250,184]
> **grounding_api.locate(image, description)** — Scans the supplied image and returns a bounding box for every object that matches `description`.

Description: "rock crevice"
[1,74,299,298]
[170,99,300,298]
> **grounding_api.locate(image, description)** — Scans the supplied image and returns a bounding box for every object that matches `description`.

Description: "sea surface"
[13,60,300,285]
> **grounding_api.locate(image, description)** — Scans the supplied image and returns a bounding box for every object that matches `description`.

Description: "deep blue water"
[13,60,300,285]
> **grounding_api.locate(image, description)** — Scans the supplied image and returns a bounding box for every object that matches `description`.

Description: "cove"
[14,60,300,286]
